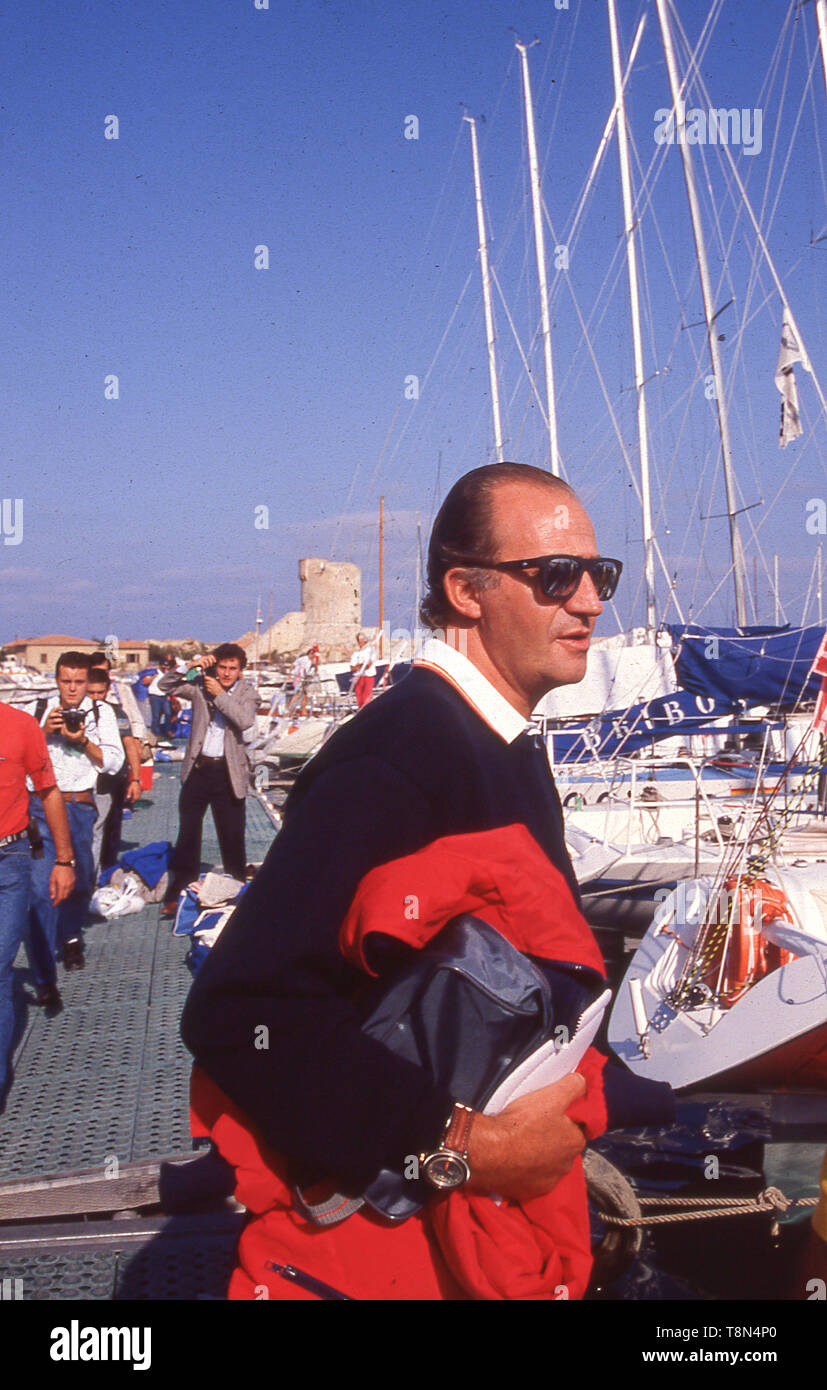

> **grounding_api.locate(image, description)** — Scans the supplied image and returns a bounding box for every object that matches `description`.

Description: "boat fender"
[584,1149,643,1290]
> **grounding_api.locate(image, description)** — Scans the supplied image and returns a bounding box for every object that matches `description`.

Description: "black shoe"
[35,983,63,1014]
[63,939,85,971]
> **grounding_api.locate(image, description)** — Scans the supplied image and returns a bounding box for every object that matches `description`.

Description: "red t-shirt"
[0,702,57,838]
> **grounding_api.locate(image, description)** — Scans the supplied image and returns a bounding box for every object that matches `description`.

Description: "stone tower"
[238,558,366,662]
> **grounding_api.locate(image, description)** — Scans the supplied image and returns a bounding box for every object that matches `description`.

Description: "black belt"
[0,829,27,849]
[195,754,225,769]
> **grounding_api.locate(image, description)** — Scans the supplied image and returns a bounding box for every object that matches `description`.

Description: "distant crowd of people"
[0,641,257,1109]
[287,632,378,714]
[0,650,146,1103]
[0,633,384,1110]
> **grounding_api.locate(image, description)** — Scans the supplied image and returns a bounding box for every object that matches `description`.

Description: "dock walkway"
[0,760,278,1299]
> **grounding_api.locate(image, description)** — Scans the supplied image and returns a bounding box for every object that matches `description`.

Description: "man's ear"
[442,568,483,621]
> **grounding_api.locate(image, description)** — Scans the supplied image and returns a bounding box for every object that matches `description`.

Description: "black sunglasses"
[460,554,623,601]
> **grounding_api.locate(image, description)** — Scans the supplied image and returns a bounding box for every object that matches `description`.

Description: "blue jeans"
[0,837,32,1099]
[149,694,172,737]
[27,798,96,985]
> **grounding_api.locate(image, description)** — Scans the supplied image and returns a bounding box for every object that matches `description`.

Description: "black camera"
[62,708,87,734]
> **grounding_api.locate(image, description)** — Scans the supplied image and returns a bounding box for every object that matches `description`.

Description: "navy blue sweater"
[181,665,584,1189]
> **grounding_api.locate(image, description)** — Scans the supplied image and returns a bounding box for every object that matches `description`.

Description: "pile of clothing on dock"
[90,840,174,918]
[169,870,248,973]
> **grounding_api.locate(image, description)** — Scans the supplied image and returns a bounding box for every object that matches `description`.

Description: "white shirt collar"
[414,637,530,744]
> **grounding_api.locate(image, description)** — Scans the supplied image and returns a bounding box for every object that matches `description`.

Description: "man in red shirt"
[0,702,75,1105]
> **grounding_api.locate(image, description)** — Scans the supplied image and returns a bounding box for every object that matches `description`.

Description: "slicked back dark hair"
[212,642,247,669]
[420,462,576,630]
[87,668,111,690]
[56,651,92,675]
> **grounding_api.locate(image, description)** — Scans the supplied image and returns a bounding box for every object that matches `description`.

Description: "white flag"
[774,309,811,448]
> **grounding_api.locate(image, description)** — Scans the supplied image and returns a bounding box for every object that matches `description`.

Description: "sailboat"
[492,7,827,914]
[453,5,827,1086]
[608,861,827,1090]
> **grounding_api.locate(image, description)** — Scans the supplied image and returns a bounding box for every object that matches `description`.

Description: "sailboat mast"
[655,0,748,627]
[414,513,422,637]
[254,596,262,690]
[607,0,657,635]
[378,495,384,658]
[817,0,827,108]
[516,42,560,476]
[464,116,505,462]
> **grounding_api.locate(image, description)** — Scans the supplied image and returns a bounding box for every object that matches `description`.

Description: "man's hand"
[191,654,215,671]
[203,674,221,697]
[49,863,75,905]
[125,778,142,804]
[61,723,87,746]
[466,1073,588,1202]
[44,707,66,735]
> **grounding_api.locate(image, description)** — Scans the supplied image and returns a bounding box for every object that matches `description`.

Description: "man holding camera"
[159,645,256,916]
[27,652,123,976]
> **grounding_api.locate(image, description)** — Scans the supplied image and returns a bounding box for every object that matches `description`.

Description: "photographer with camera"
[27,652,124,976]
[158,644,256,918]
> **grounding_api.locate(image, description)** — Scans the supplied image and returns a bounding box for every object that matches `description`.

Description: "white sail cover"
[535,639,677,719]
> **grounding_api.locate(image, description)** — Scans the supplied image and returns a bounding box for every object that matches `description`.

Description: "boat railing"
[558,748,806,864]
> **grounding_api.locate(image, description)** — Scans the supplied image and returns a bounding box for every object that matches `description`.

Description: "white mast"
[464,115,505,462]
[254,595,262,690]
[516,42,560,476]
[817,0,827,108]
[607,0,657,635]
[414,513,422,639]
[655,0,748,627]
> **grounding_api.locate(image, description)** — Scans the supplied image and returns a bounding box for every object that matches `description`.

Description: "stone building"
[238,559,365,663]
[2,634,150,674]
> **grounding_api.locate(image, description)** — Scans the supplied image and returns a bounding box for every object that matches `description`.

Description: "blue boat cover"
[667,623,825,707]
[549,688,738,763]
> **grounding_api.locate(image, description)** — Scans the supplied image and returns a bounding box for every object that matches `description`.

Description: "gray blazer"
[159,673,257,799]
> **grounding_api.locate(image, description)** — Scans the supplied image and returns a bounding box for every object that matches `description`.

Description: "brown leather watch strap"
[443,1102,474,1158]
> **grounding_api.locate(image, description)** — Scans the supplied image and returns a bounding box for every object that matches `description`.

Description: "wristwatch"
[419,1102,474,1191]
[55,859,76,867]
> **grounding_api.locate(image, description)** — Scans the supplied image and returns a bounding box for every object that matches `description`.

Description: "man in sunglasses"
[182,462,650,1301]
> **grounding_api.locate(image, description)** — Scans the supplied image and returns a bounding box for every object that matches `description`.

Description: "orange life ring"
[702,876,796,1005]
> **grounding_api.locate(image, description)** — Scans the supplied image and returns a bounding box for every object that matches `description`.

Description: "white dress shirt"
[200,681,238,759]
[27,696,124,792]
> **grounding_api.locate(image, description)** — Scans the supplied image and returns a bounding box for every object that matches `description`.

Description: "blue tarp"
[549,689,738,763]
[667,623,825,707]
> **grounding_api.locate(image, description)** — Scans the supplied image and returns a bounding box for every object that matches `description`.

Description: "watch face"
[422,1152,470,1191]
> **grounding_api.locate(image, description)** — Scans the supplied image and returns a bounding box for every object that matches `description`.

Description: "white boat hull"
[608,873,827,1090]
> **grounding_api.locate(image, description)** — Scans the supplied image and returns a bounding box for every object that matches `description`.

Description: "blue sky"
[1,0,825,645]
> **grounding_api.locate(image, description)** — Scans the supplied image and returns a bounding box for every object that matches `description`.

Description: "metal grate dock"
[0,760,277,1298]
[0,1213,244,1300]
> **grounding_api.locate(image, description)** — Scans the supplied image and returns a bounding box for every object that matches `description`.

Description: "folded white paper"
[483,988,612,1115]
